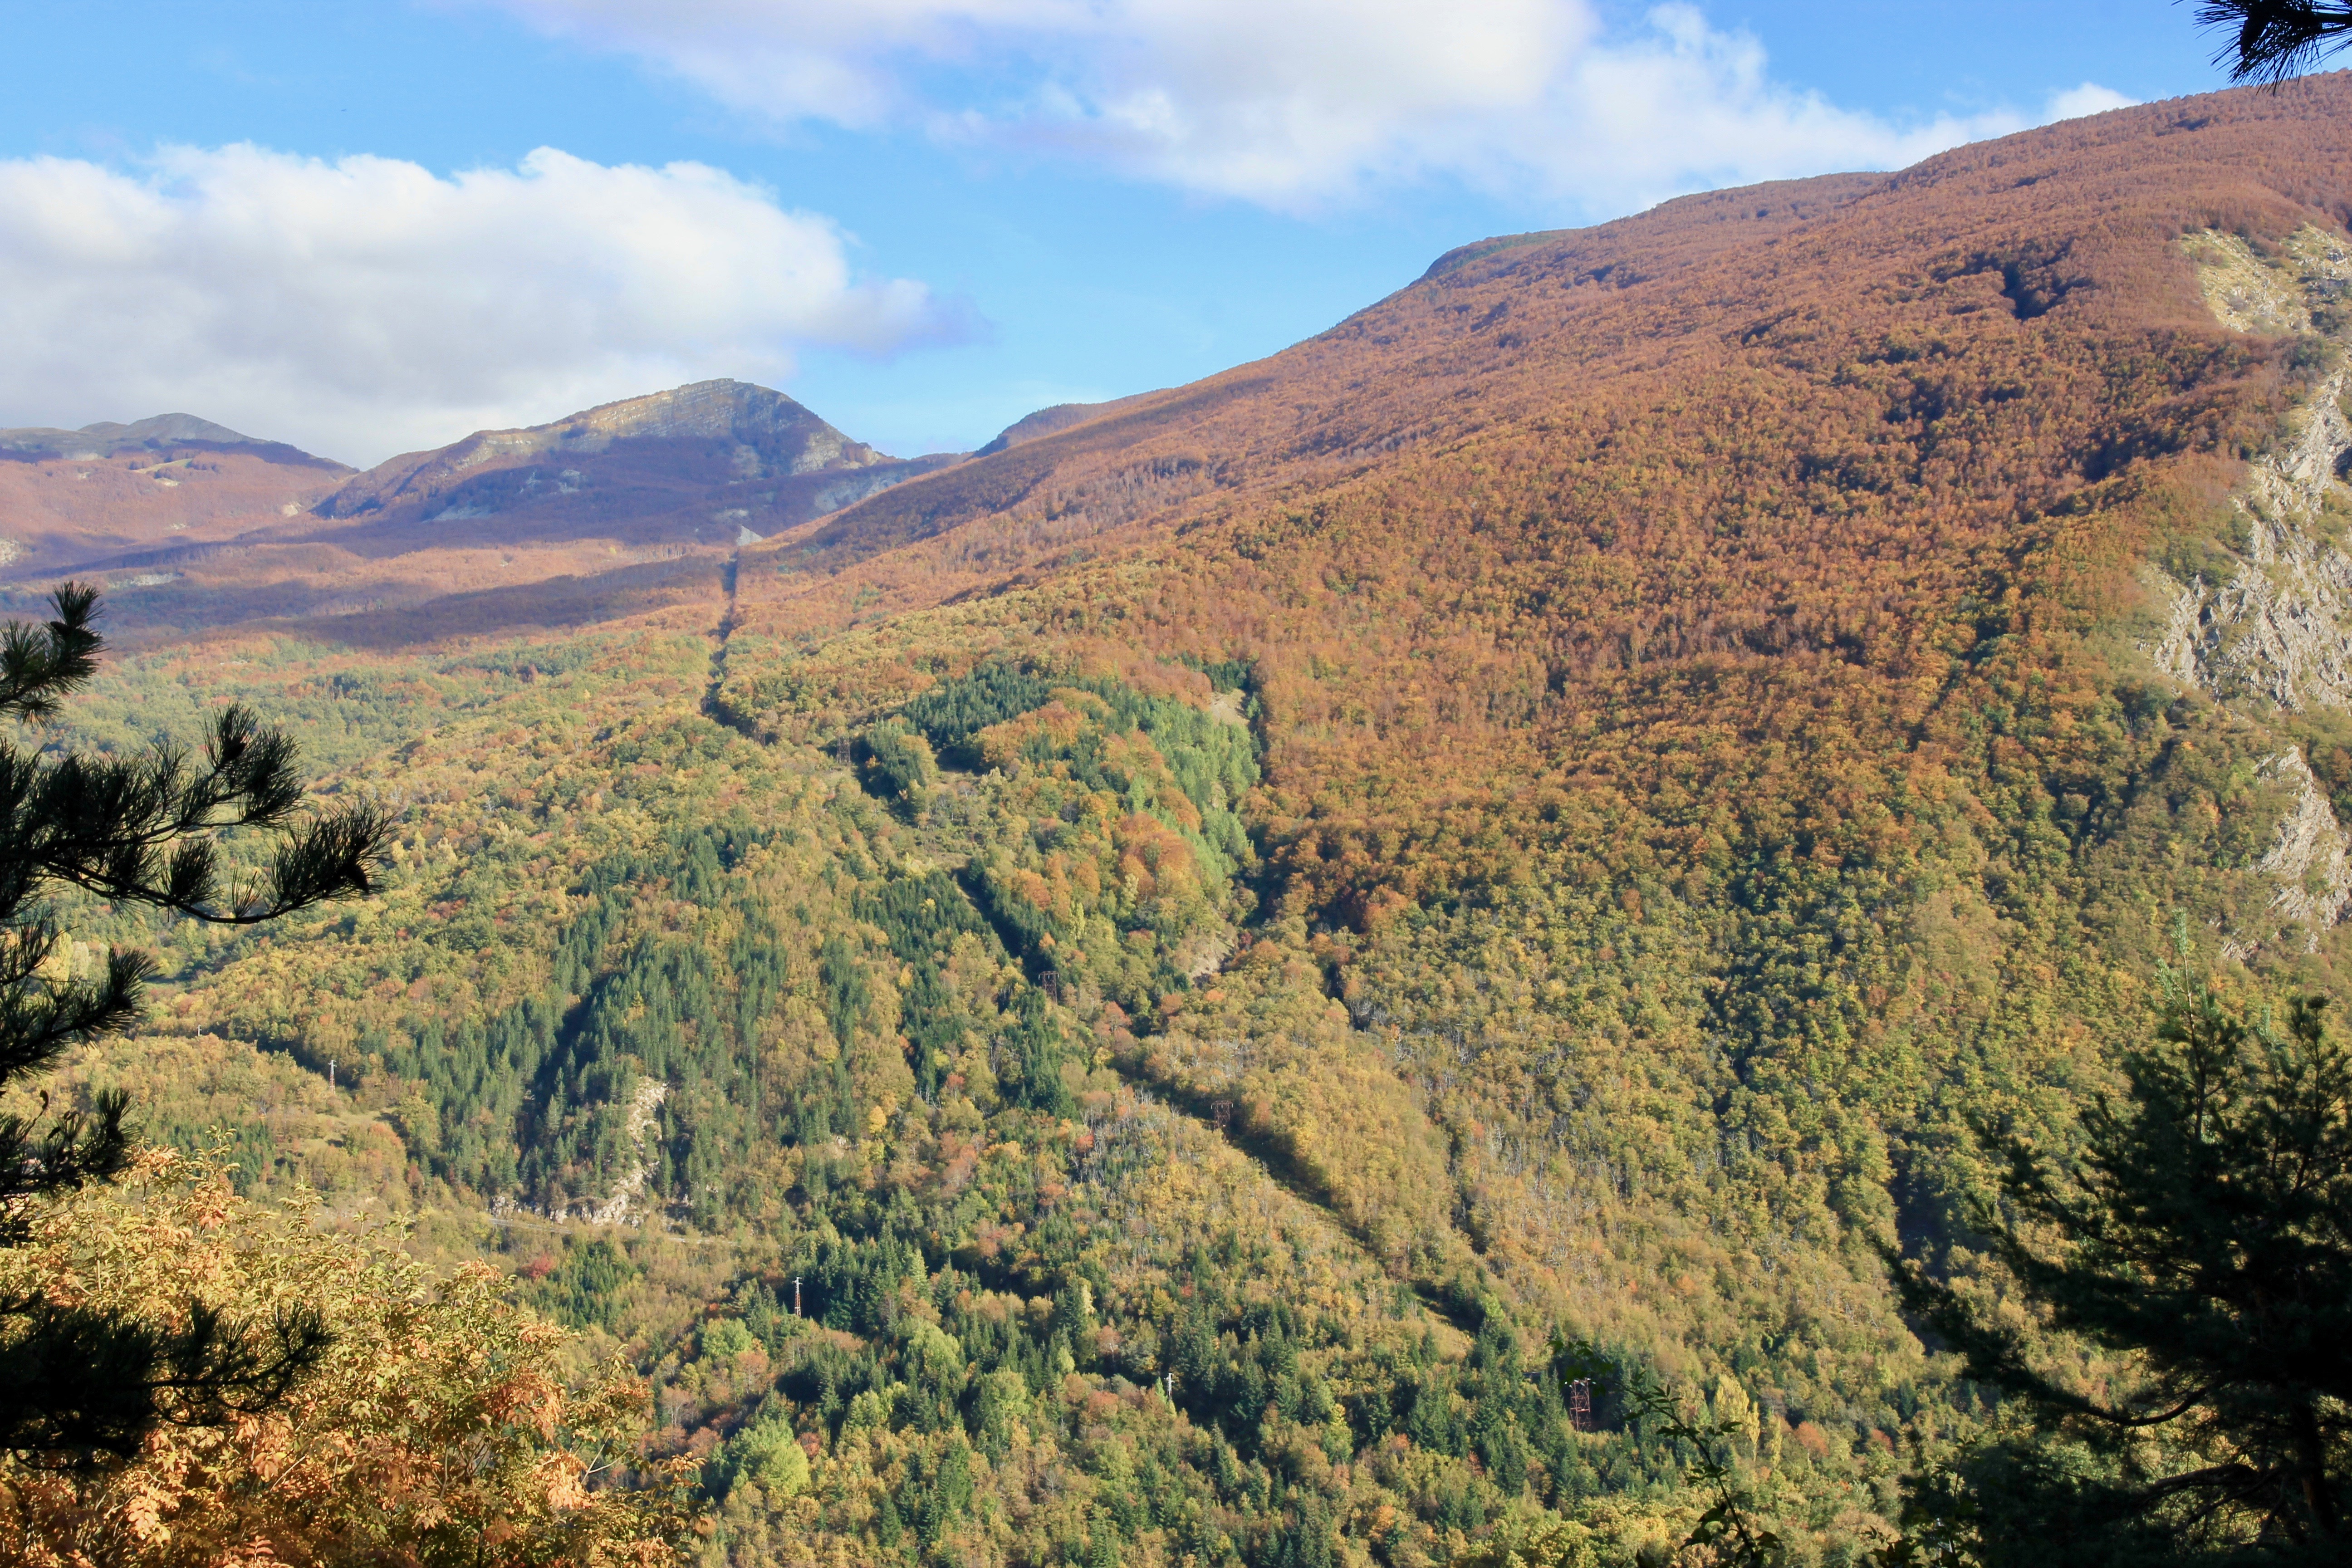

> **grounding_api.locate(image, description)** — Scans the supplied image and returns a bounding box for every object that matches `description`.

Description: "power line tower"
[1568,1378,1594,1433]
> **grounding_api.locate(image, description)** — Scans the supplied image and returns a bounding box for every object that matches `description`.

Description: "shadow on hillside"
[157,554,730,652]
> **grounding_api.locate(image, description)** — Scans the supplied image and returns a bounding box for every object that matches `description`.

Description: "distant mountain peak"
[0,413,345,469]
[555,379,869,456]
[975,391,1161,456]
[76,413,257,446]
[327,379,897,522]
[309,378,964,535]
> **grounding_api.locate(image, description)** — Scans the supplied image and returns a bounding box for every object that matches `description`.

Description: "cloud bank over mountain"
[0,144,969,465]
[484,0,2132,209]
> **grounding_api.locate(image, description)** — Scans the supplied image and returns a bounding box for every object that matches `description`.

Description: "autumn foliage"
[0,1150,690,1568]
[23,70,2352,1568]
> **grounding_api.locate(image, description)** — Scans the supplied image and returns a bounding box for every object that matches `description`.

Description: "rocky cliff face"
[2240,745,2352,956]
[2154,230,2352,709]
[2153,226,2352,953]
[2149,376,2352,711]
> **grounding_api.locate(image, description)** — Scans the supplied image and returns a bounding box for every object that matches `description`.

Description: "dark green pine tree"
[2198,2,2352,82]
[0,586,391,1460]
[1888,974,2352,1563]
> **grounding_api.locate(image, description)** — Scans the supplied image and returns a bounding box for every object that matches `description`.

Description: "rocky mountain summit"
[315,379,955,537]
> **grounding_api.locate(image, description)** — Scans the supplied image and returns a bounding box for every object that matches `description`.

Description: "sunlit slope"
[41,73,2352,1567]
[692,72,2352,1551]
[18,623,1606,1564]
[724,75,2352,929]
[0,415,351,574]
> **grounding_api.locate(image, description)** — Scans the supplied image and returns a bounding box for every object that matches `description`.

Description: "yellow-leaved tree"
[0,1147,691,1567]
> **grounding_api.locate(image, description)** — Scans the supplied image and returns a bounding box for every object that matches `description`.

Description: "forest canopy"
[16,70,2352,1568]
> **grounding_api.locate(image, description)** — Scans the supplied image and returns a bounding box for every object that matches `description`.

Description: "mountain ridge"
[0,411,347,467]
[25,76,2352,1565]
[314,378,943,525]
[0,378,965,645]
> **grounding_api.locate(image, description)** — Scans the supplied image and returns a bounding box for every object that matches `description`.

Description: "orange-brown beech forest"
[725,80,2347,927]
[0,440,351,574]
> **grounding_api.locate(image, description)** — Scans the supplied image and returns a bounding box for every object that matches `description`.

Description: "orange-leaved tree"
[0,1147,692,1567]
[0,584,391,1457]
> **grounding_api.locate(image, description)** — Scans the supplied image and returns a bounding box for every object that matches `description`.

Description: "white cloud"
[2046,81,2139,121]
[0,144,968,466]
[480,0,2135,211]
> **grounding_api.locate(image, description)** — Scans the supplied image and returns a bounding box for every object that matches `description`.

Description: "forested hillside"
[16,73,2352,1567]
[0,414,351,576]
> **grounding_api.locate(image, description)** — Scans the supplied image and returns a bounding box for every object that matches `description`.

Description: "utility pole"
[794,1277,802,1317]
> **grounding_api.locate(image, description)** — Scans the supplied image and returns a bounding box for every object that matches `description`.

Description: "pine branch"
[0,589,385,1469]
[2198,1,2352,83]
[0,1296,332,1462]
[0,939,151,1082]
[0,585,101,725]
[0,713,392,926]
[0,1088,132,1240]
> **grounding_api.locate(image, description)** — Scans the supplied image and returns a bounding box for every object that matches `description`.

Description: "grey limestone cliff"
[2156,226,2352,954]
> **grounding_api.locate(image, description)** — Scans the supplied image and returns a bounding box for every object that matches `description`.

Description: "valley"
[15,70,2352,1568]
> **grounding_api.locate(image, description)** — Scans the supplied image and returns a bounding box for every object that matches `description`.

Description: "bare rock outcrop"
[2153,232,2352,710]
[584,1078,670,1226]
[2157,226,2352,953]
[2249,748,2352,953]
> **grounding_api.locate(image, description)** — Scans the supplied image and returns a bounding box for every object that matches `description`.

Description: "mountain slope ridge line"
[40,73,2352,1567]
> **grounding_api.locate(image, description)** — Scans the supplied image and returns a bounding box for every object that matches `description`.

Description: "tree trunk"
[2292,1398,2339,1536]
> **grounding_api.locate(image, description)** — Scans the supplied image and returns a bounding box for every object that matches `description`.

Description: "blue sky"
[0,1,2242,466]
